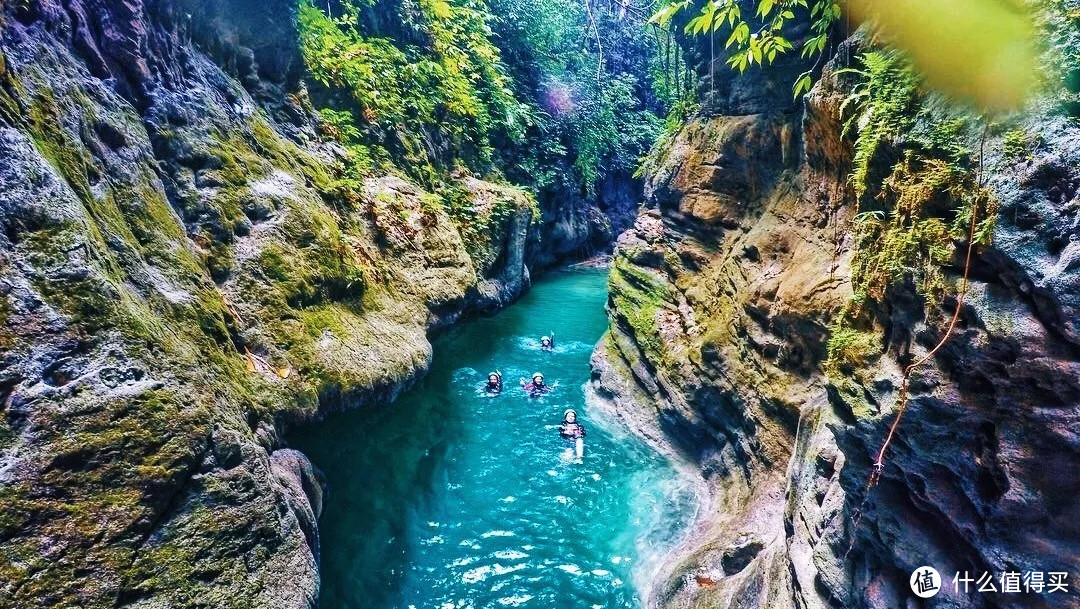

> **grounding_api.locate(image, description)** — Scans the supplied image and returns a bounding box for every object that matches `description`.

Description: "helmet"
[532,372,544,381]
[489,371,501,380]
[541,336,551,343]
[563,408,577,421]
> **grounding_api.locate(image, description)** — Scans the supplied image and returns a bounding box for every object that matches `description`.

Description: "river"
[289,267,696,608]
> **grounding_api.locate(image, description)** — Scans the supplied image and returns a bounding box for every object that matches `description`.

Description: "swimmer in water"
[485,370,503,394]
[521,372,551,396]
[558,408,586,462]
[540,332,555,351]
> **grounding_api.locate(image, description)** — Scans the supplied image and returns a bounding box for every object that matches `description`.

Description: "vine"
[824,52,997,359]
[845,152,987,557]
[835,56,1000,551]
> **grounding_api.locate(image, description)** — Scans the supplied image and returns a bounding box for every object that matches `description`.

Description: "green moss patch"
[608,256,673,366]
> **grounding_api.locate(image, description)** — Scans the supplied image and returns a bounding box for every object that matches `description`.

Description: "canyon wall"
[592,33,1080,609]
[0,0,544,606]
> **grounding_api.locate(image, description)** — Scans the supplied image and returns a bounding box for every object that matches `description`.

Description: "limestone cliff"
[592,32,1080,609]
[0,0,539,606]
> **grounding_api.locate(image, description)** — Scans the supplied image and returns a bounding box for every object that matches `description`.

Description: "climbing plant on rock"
[825,51,998,375]
[829,51,1004,554]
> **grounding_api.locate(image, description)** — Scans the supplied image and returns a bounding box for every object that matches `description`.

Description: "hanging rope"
[584,0,605,86]
[710,24,715,105]
[843,122,989,559]
[664,29,670,96]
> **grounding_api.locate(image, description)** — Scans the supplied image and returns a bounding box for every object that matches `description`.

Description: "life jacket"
[560,422,585,440]
[526,381,548,394]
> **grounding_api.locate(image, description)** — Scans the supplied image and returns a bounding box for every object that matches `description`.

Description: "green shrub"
[1002,128,1033,160]
[298,0,527,172]
[830,49,999,376]
[824,325,881,376]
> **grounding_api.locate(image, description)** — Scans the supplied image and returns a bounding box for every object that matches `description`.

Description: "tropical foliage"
[650,0,842,96]
[298,0,530,177]
[490,0,666,196]
[838,52,997,307]
[824,50,999,375]
[298,0,666,208]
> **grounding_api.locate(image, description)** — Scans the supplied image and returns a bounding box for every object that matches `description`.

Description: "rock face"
[0,0,541,606]
[592,36,1080,609]
[527,167,643,270]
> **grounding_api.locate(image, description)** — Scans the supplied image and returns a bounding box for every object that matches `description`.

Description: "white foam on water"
[449,557,475,567]
[497,595,533,606]
[481,530,514,538]
[422,536,444,545]
[554,495,569,504]
[610,556,621,564]
[546,470,558,476]
[591,569,611,577]
[500,496,516,503]
[492,563,526,576]
[428,521,440,527]
[613,578,623,586]
[522,545,535,551]
[556,564,582,575]
[494,550,528,560]
[462,565,492,584]
[459,539,475,546]
[591,473,601,481]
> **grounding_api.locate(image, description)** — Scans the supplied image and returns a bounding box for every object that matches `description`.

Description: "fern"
[837,50,919,196]
[834,49,1000,358]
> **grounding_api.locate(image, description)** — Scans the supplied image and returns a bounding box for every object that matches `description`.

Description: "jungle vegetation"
[297,0,679,212]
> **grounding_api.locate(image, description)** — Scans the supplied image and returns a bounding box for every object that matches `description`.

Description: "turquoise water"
[289,268,695,609]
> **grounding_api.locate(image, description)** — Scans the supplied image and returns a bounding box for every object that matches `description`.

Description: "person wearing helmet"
[559,409,586,461]
[485,370,503,394]
[540,332,555,351]
[521,372,550,395]
[540,332,557,352]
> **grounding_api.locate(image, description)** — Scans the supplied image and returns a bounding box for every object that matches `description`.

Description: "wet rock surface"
[0,0,542,606]
[720,535,763,575]
[591,37,1080,609]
